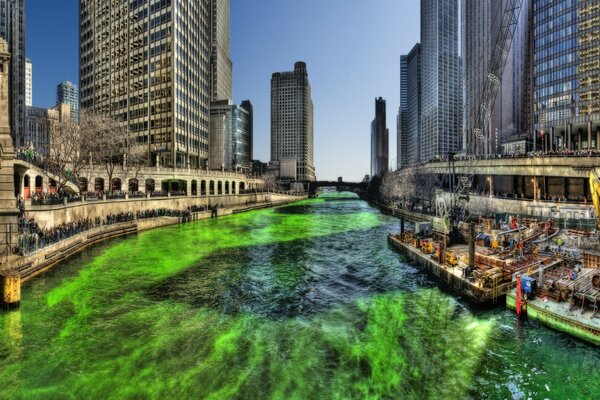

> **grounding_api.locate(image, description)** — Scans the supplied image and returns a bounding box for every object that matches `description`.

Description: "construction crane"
[437,0,525,232]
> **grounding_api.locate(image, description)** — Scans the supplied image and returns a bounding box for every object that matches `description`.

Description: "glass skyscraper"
[398,43,422,167]
[56,81,79,123]
[397,56,408,169]
[0,0,25,146]
[534,0,600,151]
[371,97,388,178]
[420,0,463,161]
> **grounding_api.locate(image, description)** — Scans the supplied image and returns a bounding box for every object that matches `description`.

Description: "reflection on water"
[0,192,598,399]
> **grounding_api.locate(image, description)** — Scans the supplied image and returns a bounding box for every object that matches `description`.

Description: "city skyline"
[25,0,419,181]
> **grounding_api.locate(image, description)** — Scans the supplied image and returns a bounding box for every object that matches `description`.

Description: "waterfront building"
[251,159,268,177]
[270,61,315,181]
[241,100,253,161]
[533,0,600,152]
[398,44,422,167]
[25,57,31,107]
[420,0,462,161]
[371,97,389,178]
[210,0,232,102]
[79,0,223,169]
[209,100,252,172]
[397,56,408,169]
[462,0,533,155]
[56,81,79,124]
[25,103,71,157]
[0,0,26,146]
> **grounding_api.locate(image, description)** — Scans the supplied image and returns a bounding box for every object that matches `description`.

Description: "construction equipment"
[589,169,600,228]
[436,0,524,230]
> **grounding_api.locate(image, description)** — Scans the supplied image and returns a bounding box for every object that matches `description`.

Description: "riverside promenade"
[1,192,305,284]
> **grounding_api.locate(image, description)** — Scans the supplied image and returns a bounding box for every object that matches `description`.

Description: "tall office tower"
[533,0,600,152]
[371,97,389,178]
[270,62,315,182]
[79,0,214,169]
[399,43,422,167]
[240,100,253,161]
[462,0,533,155]
[0,0,25,146]
[209,100,251,172]
[25,57,31,107]
[420,0,462,161]
[397,56,408,169]
[210,0,232,101]
[56,81,79,123]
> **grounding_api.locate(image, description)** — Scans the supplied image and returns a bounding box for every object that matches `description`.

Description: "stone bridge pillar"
[0,39,18,256]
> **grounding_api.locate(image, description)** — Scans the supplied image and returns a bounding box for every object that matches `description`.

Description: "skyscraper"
[533,0,600,152]
[371,97,389,178]
[209,100,252,172]
[240,100,253,161]
[270,62,315,182]
[25,57,31,107]
[462,0,533,155]
[0,0,25,146]
[420,0,462,161]
[79,0,219,169]
[56,81,79,123]
[397,56,408,169]
[210,0,233,102]
[398,43,422,167]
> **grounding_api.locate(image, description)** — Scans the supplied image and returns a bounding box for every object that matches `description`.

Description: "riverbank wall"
[24,193,296,228]
[2,194,305,283]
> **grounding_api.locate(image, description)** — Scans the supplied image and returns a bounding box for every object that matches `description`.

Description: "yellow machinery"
[421,240,434,254]
[445,251,458,266]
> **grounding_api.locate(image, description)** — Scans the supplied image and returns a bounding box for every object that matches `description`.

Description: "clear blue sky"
[27,0,420,181]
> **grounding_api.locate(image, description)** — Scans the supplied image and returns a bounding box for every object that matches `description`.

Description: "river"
[0,192,598,399]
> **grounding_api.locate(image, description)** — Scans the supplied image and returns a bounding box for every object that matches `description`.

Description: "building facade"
[270,61,315,181]
[399,43,422,167]
[79,0,219,169]
[209,100,251,172]
[420,0,462,161]
[56,81,79,123]
[533,0,600,152]
[0,0,25,147]
[371,97,389,178]
[25,57,31,107]
[25,103,71,157]
[397,56,408,169]
[462,0,533,155]
[240,99,253,161]
[210,0,232,102]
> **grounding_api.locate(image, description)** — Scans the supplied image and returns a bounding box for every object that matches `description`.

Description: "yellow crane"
[590,170,600,228]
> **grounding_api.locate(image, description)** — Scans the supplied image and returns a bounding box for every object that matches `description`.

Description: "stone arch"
[23,174,31,198]
[128,178,139,192]
[78,177,88,193]
[191,180,198,196]
[35,175,43,194]
[225,181,230,195]
[94,178,105,193]
[217,181,223,195]
[49,179,57,194]
[239,181,246,192]
[232,181,237,194]
[111,178,122,192]
[201,180,206,196]
[209,180,215,195]
[145,178,155,193]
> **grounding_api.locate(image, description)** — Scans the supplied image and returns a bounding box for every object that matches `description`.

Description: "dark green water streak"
[0,192,598,399]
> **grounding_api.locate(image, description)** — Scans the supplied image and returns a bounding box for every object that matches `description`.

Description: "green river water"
[0,192,599,399]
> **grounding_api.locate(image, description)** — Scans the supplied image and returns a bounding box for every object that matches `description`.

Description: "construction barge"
[388,216,562,305]
[506,236,600,346]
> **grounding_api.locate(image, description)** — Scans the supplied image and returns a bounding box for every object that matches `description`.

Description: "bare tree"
[123,144,149,190]
[45,112,87,194]
[262,173,279,191]
[80,110,131,193]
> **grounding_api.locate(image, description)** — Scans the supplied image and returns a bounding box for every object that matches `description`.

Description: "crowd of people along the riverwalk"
[15,204,226,256]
